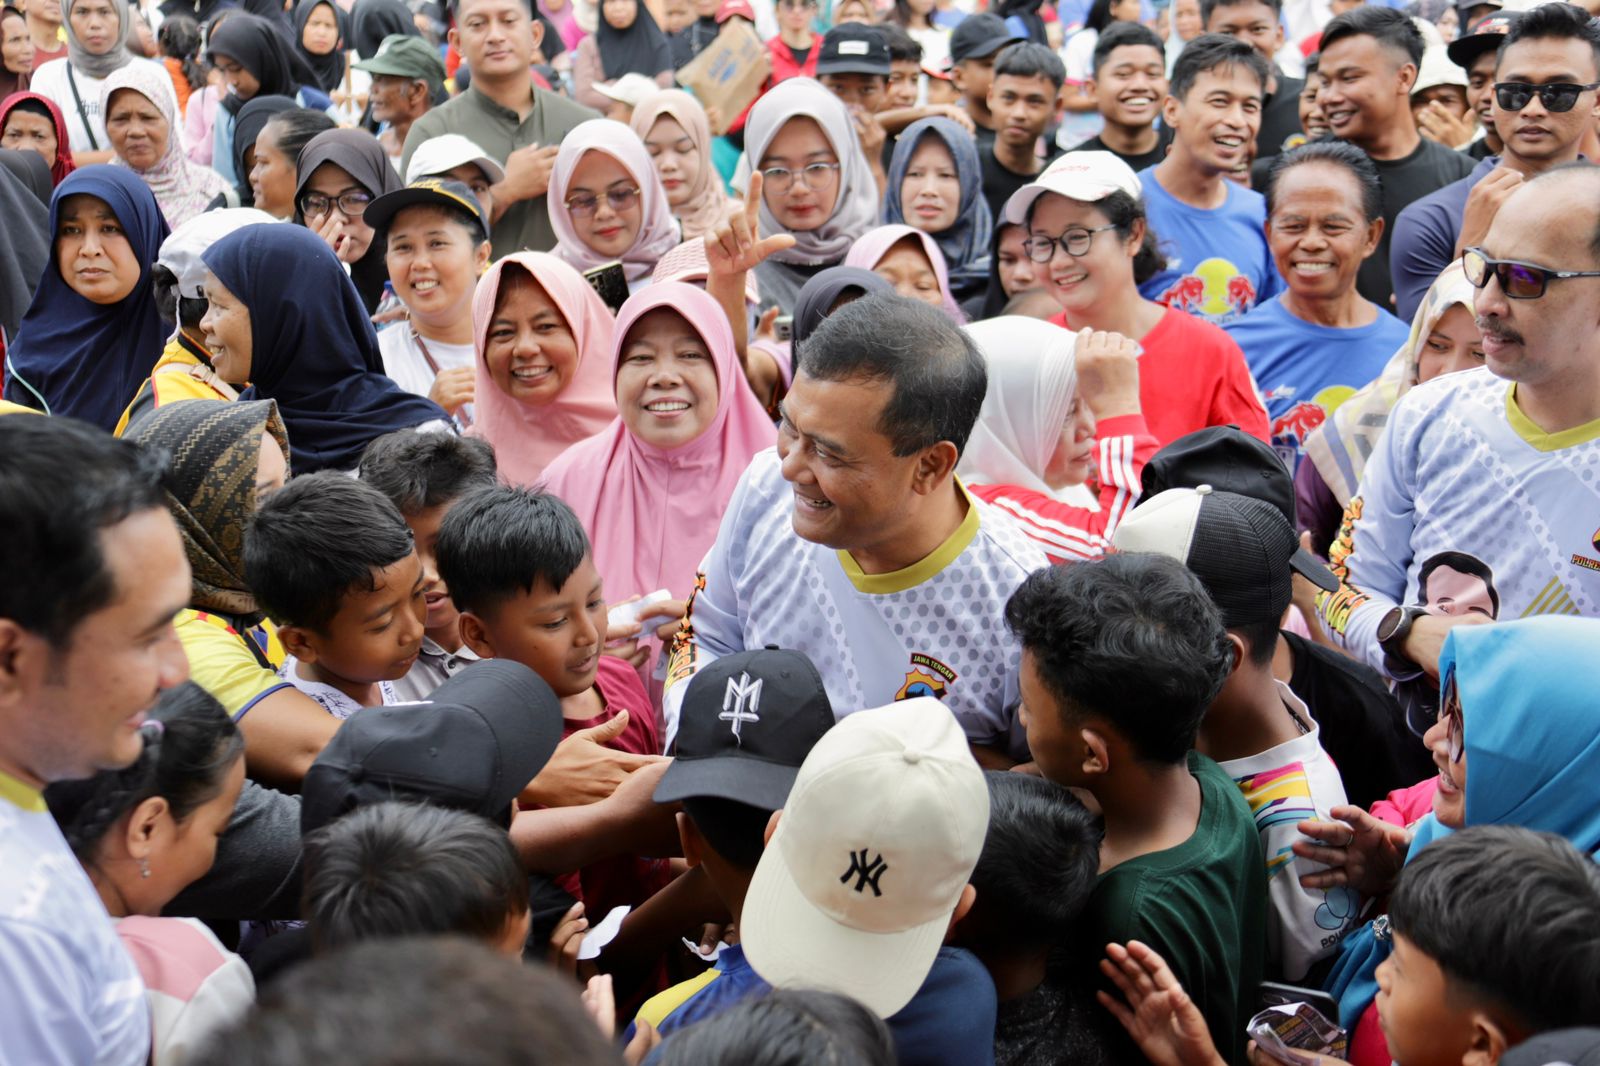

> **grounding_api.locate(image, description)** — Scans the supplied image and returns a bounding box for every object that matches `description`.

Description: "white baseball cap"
[594,72,663,107]
[740,699,989,1019]
[157,208,279,300]
[404,133,507,186]
[1001,150,1144,225]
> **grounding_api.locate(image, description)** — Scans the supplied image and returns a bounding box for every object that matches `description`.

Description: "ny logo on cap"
[720,671,762,744]
[841,848,888,896]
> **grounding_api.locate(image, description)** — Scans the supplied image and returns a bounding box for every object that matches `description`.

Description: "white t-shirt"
[662,448,1048,757]
[30,56,176,154]
[280,659,399,720]
[377,325,476,425]
[1216,683,1360,982]
[0,773,150,1066]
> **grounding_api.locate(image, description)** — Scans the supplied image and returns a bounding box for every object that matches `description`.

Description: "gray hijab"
[64,0,135,80]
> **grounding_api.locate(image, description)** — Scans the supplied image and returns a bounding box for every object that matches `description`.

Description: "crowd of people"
[2,0,1600,1060]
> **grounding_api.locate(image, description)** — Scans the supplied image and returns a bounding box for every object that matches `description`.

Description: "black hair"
[1499,1,1600,78]
[681,795,772,871]
[150,263,210,331]
[191,936,624,1066]
[1231,617,1280,668]
[243,471,416,632]
[261,107,338,169]
[45,682,244,864]
[1085,0,1119,34]
[158,15,207,94]
[358,431,498,516]
[1390,825,1600,1033]
[653,988,896,1066]
[434,486,590,618]
[964,772,1102,958]
[1319,6,1424,68]
[1200,0,1283,28]
[1023,187,1165,285]
[0,416,168,647]
[796,291,987,458]
[1091,21,1165,76]
[1170,32,1272,100]
[994,41,1067,91]
[1304,51,1319,76]
[1416,550,1500,616]
[1005,554,1232,764]
[302,801,529,953]
[1266,139,1384,223]
[877,22,922,64]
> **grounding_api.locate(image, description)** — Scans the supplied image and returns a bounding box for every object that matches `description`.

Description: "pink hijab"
[539,281,776,603]
[467,252,619,487]
[548,118,681,284]
[844,223,966,324]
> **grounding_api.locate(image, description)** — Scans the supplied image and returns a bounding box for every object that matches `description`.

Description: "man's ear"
[1224,632,1247,678]
[1080,726,1110,778]
[529,12,545,52]
[458,611,496,660]
[0,619,44,713]
[1397,60,1418,96]
[951,62,968,93]
[447,24,459,51]
[1362,215,1385,260]
[677,810,704,869]
[912,441,961,495]
[277,623,320,665]
[1161,92,1182,129]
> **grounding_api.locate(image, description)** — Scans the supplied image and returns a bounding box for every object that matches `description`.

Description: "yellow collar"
[0,770,46,813]
[1505,385,1600,452]
[837,481,980,595]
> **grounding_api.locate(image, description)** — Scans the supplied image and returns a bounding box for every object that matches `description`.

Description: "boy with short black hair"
[358,430,497,702]
[881,23,923,109]
[243,472,427,719]
[950,13,1020,153]
[981,41,1066,220]
[1202,0,1305,156]
[1072,22,1173,172]
[1005,553,1266,1063]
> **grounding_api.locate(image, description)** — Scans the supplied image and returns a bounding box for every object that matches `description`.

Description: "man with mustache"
[1316,165,1600,704]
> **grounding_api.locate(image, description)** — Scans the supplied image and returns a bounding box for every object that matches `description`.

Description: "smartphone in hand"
[583,261,629,314]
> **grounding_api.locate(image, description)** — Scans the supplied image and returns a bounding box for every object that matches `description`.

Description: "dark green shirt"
[1079,752,1267,1065]
[401,85,600,259]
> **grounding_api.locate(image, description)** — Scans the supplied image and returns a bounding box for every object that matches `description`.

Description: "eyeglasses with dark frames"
[1462,246,1600,299]
[299,190,374,219]
[1021,224,1120,263]
[1492,80,1600,113]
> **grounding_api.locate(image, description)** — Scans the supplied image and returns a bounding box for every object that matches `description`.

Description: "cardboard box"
[676,20,769,134]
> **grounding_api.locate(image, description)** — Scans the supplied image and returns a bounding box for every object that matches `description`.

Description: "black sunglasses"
[1493,80,1600,113]
[1462,246,1600,299]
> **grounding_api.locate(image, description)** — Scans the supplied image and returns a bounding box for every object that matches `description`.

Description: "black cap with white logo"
[815,23,891,77]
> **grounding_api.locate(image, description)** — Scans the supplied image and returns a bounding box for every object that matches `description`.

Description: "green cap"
[352,35,447,87]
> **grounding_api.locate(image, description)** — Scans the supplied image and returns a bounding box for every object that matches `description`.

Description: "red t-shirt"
[766,37,819,83]
[1048,307,1270,447]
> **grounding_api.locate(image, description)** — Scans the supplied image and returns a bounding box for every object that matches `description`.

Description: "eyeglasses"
[298,190,374,218]
[759,162,840,193]
[1021,224,1120,263]
[778,0,818,8]
[1437,666,1464,764]
[1462,246,1600,300]
[1493,80,1600,113]
[565,186,641,218]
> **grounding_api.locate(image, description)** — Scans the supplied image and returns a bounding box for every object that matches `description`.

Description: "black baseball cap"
[300,659,564,836]
[815,23,891,77]
[1141,425,1296,526]
[1446,10,1518,70]
[363,177,491,242]
[1113,485,1340,628]
[949,13,1019,65]
[654,648,835,810]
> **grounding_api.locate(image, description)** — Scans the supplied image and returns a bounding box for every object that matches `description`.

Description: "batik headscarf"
[630,89,732,241]
[884,117,992,302]
[548,119,680,283]
[0,92,78,185]
[99,62,230,227]
[127,397,290,619]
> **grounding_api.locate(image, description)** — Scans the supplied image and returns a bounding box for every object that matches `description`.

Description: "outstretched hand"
[1292,804,1411,896]
[1097,941,1227,1066]
[704,170,796,277]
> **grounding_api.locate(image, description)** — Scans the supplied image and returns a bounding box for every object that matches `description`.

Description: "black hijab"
[596,0,673,80]
[207,13,321,116]
[968,221,1018,321]
[791,267,893,362]
[0,147,52,206]
[0,150,49,346]
[291,0,349,94]
[350,0,418,60]
[292,127,402,314]
[232,94,295,203]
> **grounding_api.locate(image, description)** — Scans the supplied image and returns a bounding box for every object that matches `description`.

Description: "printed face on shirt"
[1163,62,1262,177]
[1090,44,1167,133]
[900,133,961,235]
[301,1,341,55]
[68,0,119,56]
[302,162,378,264]
[566,149,644,260]
[1316,33,1415,148]
[123,753,246,916]
[1265,160,1381,302]
[616,306,720,451]
[105,88,169,172]
[1374,934,1482,1066]
[1,109,59,169]
[644,114,701,211]
[759,116,841,232]
[995,223,1039,299]
[450,0,535,80]
[1493,36,1600,166]
[1203,0,1282,64]
[10,509,191,784]
[211,52,263,102]
[463,553,606,699]
[249,122,299,220]
[1042,390,1096,489]
[385,204,491,333]
[200,275,255,384]
[872,235,945,309]
[484,266,582,405]
[290,551,429,686]
[56,193,142,305]
[1027,192,1138,318]
[1414,304,1484,384]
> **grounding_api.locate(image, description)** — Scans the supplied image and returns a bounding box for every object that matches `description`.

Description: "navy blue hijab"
[4,166,170,428]
[201,223,448,472]
[884,117,993,305]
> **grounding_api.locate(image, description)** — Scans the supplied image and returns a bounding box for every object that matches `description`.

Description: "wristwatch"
[1377,604,1429,671]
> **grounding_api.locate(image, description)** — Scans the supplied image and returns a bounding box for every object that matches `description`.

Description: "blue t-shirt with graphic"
[1137,166,1284,326]
[1224,294,1410,470]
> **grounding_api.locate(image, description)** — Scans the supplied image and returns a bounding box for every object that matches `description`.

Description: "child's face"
[406,501,463,638]
[465,554,607,698]
[1018,650,1082,788]
[887,59,920,108]
[300,552,429,684]
[1374,932,1483,1066]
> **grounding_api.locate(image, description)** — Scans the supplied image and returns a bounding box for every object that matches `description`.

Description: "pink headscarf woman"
[540,281,776,610]
[547,118,680,288]
[844,223,965,324]
[467,251,619,486]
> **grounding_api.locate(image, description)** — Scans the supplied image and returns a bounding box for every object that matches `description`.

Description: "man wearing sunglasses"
[1391,2,1600,322]
[1316,164,1600,694]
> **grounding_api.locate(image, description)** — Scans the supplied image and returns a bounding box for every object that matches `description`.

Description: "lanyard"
[412,329,472,429]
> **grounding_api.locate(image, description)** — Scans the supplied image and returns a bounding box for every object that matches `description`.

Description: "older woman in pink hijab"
[540,281,776,669]
[547,118,681,292]
[844,223,965,324]
[468,251,619,486]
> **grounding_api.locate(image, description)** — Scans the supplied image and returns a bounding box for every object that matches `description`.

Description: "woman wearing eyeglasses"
[293,127,402,315]
[549,119,680,294]
[1010,150,1268,446]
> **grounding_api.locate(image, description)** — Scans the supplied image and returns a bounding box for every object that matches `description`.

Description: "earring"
[138,857,151,879]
